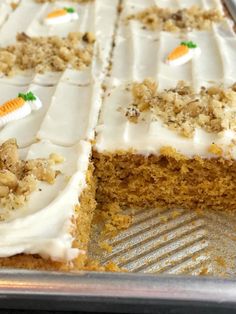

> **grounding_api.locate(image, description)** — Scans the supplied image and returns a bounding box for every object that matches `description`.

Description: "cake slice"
[94,79,236,211]
[94,0,236,211]
[0,138,96,270]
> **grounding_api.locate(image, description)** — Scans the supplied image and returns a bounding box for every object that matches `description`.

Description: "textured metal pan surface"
[89,207,236,277]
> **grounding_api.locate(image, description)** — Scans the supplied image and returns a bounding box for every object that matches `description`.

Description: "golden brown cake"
[0,0,236,270]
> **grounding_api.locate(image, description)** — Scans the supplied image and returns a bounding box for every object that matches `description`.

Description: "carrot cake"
[0,138,96,270]
[94,0,236,211]
[0,0,103,270]
[0,0,236,270]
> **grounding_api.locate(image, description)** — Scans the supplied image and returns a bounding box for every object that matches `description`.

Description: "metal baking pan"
[0,270,236,313]
[0,1,236,313]
[1,205,236,312]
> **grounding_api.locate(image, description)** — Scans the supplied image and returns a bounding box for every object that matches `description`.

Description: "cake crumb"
[99,241,113,253]
[99,203,133,237]
[49,153,65,164]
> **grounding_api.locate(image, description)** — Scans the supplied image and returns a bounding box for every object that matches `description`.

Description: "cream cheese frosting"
[95,0,236,158]
[110,21,236,90]
[0,1,13,28]
[37,80,102,146]
[0,80,101,147]
[108,0,235,89]
[0,140,91,261]
[95,84,236,159]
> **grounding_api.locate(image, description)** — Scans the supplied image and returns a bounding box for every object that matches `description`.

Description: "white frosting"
[0,80,101,147]
[0,83,56,147]
[37,80,102,146]
[0,2,12,28]
[95,85,236,159]
[110,22,236,90]
[0,0,119,85]
[0,140,91,261]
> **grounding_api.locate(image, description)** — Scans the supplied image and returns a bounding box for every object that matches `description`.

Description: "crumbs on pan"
[125,79,236,137]
[127,6,223,31]
[0,32,95,76]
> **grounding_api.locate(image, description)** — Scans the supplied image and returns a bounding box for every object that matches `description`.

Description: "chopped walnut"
[125,79,236,137]
[0,32,95,76]
[208,143,223,156]
[82,32,96,44]
[24,159,57,184]
[128,6,224,31]
[0,139,60,211]
[125,105,140,123]
[49,153,65,164]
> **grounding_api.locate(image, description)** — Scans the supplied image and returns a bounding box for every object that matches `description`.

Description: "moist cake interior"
[0,0,235,271]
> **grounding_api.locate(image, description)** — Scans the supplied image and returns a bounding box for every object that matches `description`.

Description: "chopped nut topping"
[0,139,59,211]
[128,6,223,31]
[208,143,223,156]
[125,79,236,137]
[82,32,96,44]
[49,153,65,164]
[125,105,140,123]
[0,32,95,76]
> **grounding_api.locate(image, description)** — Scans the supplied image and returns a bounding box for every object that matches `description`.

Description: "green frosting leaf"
[64,7,75,14]
[180,41,197,49]
[18,91,36,101]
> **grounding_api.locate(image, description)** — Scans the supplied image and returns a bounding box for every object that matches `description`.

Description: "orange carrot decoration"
[46,8,68,19]
[0,97,25,117]
[166,41,201,66]
[0,91,42,127]
[167,45,189,62]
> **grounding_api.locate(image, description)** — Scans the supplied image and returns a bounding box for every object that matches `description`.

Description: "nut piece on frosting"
[125,79,236,138]
[0,32,95,76]
[0,139,61,211]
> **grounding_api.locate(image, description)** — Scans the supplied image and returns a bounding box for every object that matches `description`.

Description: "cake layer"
[0,0,119,85]
[0,139,93,263]
[0,80,101,147]
[93,150,236,211]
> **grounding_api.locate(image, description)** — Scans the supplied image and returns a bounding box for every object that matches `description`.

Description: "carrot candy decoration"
[166,41,201,66]
[0,91,42,127]
[44,7,78,25]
